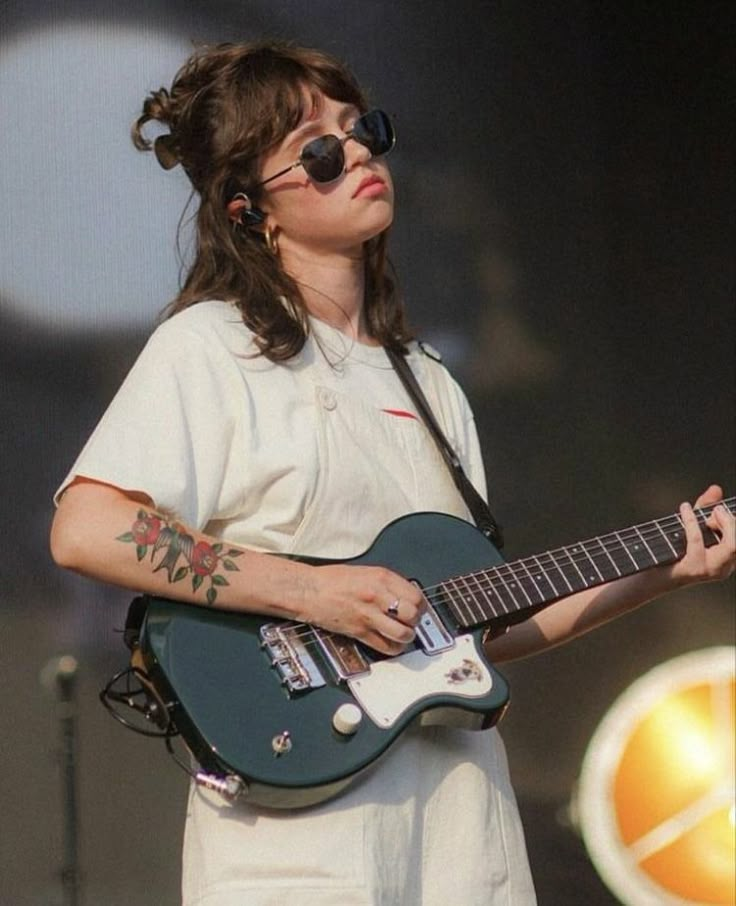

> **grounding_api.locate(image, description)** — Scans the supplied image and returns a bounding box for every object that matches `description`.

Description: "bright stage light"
[0,22,192,332]
[577,647,735,906]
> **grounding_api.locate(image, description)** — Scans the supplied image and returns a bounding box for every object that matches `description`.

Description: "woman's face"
[256,92,394,259]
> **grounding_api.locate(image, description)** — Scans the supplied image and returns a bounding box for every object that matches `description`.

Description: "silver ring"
[387,598,400,617]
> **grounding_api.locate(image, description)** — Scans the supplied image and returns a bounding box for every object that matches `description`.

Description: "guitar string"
[268,501,733,650]
[426,501,734,604]
[305,501,732,613]
[276,501,733,644]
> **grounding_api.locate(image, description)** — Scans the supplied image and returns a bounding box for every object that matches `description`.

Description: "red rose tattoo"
[191,542,218,576]
[117,510,242,605]
[131,515,161,546]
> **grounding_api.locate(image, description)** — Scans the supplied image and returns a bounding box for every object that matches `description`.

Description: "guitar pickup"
[316,633,370,680]
[415,601,454,653]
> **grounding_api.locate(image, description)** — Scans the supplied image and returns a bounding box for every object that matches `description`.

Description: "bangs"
[249,55,367,153]
[174,42,369,197]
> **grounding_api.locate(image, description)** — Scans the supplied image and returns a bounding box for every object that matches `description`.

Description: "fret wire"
[490,564,528,612]
[667,519,686,553]
[645,526,677,562]
[498,557,555,597]
[513,558,546,603]
[448,575,475,621]
[458,573,495,621]
[443,576,477,624]
[590,536,622,578]
[438,522,668,604]
[489,560,531,608]
[632,524,658,564]
[465,570,503,618]
[560,543,594,587]
[647,533,671,560]
[615,527,655,568]
[528,548,583,596]
[431,501,733,609]
[480,566,521,614]
[609,541,638,568]
[534,551,574,593]
[417,499,734,614]
[453,502,732,601]
[655,517,679,557]
[600,533,638,554]
[497,558,546,599]
[501,564,535,608]
[579,540,607,584]
[608,531,638,570]
[530,553,566,598]
[597,543,639,572]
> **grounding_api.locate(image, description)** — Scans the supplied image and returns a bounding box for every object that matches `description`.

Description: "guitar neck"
[443,498,735,631]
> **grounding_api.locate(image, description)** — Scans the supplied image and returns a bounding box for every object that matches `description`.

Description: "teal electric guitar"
[131,499,733,808]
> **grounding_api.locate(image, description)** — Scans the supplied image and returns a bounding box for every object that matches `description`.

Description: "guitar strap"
[386,346,504,548]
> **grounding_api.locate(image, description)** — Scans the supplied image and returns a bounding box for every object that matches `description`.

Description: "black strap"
[386,346,504,548]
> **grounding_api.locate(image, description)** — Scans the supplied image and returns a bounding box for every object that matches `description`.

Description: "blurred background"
[1,1,733,903]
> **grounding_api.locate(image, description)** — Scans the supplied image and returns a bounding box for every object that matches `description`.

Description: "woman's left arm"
[485,484,735,663]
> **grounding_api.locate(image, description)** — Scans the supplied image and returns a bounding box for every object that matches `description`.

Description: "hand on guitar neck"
[485,484,735,664]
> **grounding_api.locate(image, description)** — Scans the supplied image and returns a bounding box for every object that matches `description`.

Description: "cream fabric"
[58,300,536,904]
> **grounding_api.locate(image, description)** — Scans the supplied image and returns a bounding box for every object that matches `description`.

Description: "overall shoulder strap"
[386,346,504,548]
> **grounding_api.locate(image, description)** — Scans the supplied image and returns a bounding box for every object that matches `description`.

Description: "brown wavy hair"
[132,40,410,360]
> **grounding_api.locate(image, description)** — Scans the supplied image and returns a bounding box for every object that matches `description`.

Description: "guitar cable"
[101,598,246,799]
[99,663,176,739]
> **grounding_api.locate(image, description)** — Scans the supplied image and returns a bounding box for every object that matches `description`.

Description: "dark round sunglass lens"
[301,135,344,183]
[354,110,395,156]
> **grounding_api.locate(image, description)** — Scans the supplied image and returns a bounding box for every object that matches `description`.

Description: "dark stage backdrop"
[1,2,733,904]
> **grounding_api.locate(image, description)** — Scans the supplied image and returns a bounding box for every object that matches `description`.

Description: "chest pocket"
[287,384,470,558]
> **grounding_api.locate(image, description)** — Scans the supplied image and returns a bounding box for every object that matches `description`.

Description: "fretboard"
[442,498,734,630]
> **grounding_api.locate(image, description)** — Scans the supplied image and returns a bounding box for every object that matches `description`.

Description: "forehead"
[276,90,359,152]
[294,87,360,127]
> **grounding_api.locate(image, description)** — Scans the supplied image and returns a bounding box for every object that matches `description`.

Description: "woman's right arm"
[51,479,423,655]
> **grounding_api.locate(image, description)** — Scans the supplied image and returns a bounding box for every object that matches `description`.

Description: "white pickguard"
[347,634,493,728]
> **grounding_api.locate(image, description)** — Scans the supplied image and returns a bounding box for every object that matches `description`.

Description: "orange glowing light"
[577,647,735,906]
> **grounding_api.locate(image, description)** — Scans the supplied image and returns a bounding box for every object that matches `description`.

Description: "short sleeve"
[54,314,247,530]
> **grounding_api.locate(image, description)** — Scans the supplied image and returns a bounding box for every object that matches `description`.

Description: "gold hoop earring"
[264,224,279,255]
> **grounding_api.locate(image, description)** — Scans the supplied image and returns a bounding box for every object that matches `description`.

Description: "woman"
[50,41,734,905]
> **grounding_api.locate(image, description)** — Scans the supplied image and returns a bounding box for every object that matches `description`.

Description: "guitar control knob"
[332,703,362,735]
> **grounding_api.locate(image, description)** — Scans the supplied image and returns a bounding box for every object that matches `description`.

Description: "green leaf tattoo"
[116,511,241,605]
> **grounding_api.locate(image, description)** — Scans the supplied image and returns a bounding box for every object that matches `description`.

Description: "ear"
[226,192,267,227]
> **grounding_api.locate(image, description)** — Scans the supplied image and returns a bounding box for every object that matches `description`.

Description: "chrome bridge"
[260,599,454,693]
[259,623,326,692]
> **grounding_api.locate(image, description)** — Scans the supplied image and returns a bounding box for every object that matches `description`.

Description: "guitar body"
[140,512,509,808]
[124,494,732,807]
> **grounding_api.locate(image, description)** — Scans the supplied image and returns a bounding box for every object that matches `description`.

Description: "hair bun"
[153,133,181,170]
[132,86,181,168]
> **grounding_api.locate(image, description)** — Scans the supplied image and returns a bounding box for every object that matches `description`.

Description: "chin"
[363,206,394,242]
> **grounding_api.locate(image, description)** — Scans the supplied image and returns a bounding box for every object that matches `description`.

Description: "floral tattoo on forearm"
[117,510,242,605]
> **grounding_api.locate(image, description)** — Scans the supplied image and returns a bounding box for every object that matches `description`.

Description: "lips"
[352,174,387,198]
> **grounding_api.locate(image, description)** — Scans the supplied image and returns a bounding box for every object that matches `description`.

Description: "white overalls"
[56,301,536,905]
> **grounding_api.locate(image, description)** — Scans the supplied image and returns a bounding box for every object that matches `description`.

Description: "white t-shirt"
[58,300,536,905]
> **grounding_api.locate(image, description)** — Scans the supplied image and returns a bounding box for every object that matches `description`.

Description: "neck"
[442,498,735,631]
[279,244,375,344]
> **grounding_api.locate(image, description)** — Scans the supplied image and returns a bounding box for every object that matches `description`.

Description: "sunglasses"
[253,109,395,190]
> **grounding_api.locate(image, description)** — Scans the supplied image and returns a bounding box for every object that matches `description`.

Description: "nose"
[343,133,371,170]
